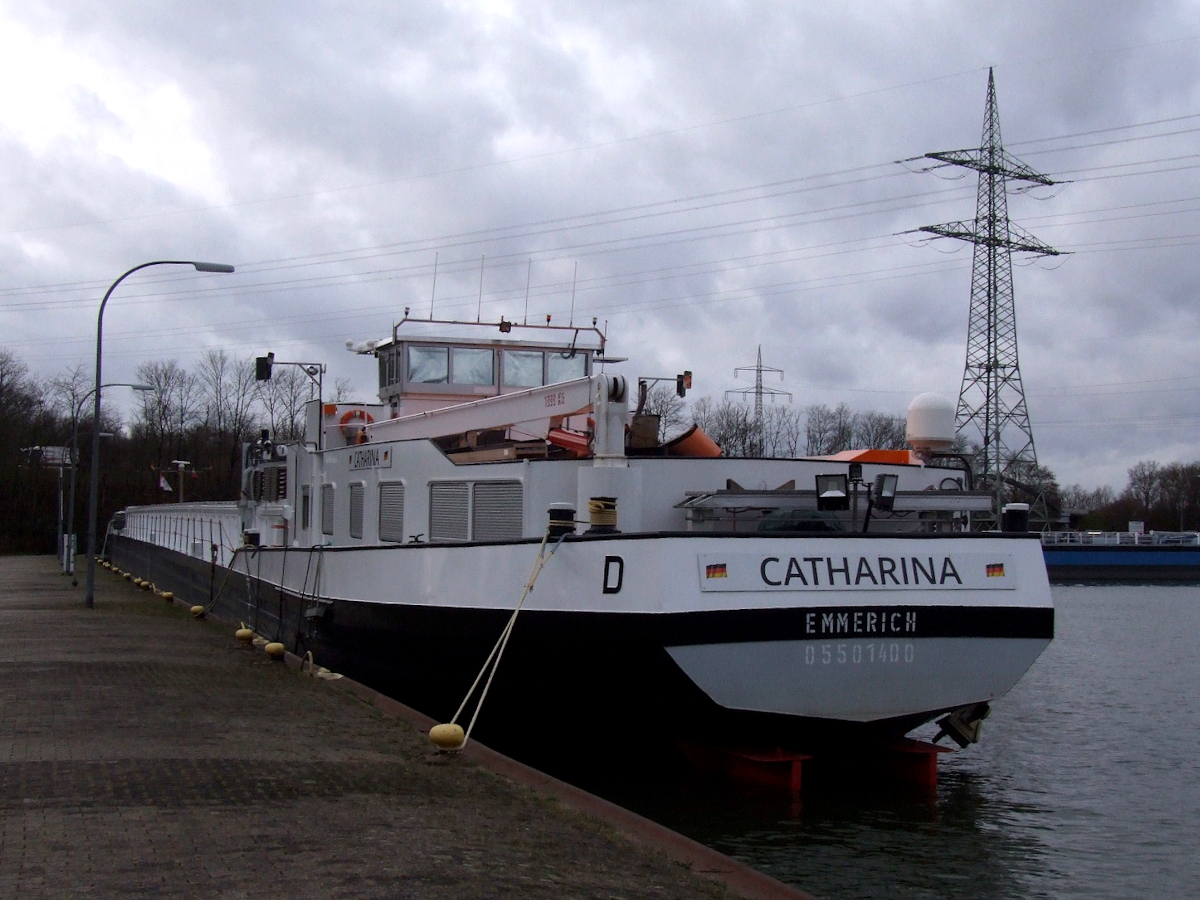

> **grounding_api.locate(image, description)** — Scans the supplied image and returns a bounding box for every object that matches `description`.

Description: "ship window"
[429,481,469,542]
[321,484,335,535]
[452,347,495,386]
[379,482,405,542]
[502,350,543,387]
[472,481,523,542]
[300,486,311,531]
[547,351,587,384]
[408,346,449,384]
[349,482,365,539]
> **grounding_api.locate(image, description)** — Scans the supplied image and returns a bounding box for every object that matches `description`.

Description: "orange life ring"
[339,408,374,440]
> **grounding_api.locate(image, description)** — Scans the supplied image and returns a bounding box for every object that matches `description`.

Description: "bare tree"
[642,384,688,441]
[1124,461,1162,513]
[1060,484,1115,511]
[761,404,804,458]
[256,367,310,441]
[692,397,755,456]
[135,359,200,465]
[805,403,855,455]
[1158,462,1200,531]
[0,349,59,552]
[197,351,261,493]
[330,376,356,404]
[853,411,907,450]
[46,363,91,425]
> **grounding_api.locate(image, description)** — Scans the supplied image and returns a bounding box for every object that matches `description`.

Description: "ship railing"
[1041,531,1200,547]
[121,502,243,567]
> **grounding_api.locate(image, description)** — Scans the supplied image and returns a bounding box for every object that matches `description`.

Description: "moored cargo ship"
[108,316,1053,770]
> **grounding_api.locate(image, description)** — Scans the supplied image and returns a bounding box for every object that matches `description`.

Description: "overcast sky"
[2,1,1199,491]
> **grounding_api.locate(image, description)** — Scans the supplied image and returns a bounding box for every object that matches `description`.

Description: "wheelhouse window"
[451,347,494,386]
[408,346,449,384]
[502,350,544,387]
[547,351,587,384]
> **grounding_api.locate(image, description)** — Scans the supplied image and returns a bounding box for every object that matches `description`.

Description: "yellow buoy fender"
[161,591,174,602]
[235,627,255,643]
[429,723,465,750]
[189,605,206,618]
[264,642,286,659]
[123,573,133,580]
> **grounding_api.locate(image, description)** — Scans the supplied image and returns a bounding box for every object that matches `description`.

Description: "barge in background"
[1042,531,1200,584]
[106,317,1053,782]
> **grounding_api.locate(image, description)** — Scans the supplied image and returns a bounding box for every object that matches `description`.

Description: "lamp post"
[65,383,152,581]
[85,260,234,608]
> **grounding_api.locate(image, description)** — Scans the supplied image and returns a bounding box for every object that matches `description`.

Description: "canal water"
[603,585,1200,899]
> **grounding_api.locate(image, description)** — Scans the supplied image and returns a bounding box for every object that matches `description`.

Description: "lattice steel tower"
[918,69,1061,526]
[727,346,790,457]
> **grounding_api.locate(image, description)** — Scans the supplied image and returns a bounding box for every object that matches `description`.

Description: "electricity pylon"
[727,346,790,457]
[918,69,1062,528]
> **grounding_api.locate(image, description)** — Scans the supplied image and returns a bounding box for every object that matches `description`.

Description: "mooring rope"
[446,531,566,748]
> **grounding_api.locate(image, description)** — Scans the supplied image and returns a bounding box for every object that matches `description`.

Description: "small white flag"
[160,475,172,492]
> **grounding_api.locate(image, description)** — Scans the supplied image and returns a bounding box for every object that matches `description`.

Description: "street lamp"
[65,382,152,581]
[85,261,235,608]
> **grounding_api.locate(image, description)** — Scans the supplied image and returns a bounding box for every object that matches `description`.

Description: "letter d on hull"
[602,556,624,594]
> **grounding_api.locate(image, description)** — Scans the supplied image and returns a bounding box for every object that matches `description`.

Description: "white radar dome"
[906,393,956,455]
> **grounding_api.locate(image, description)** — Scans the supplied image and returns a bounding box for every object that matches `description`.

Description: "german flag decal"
[986,562,1006,578]
[705,563,728,579]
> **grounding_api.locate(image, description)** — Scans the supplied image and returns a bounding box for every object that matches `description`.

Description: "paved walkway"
[0,555,813,900]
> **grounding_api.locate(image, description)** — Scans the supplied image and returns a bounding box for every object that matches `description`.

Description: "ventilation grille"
[429,482,469,542]
[379,482,405,542]
[321,484,335,536]
[349,482,365,539]
[472,481,523,542]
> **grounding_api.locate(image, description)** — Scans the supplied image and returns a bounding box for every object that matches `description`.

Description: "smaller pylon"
[727,346,791,457]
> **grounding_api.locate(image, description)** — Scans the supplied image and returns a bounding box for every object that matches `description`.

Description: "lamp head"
[873,473,899,511]
[815,474,850,511]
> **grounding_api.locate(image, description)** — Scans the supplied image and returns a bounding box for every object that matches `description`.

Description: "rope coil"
[587,497,617,528]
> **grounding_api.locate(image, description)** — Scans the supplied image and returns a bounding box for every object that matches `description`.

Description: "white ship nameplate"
[697,552,1015,592]
[348,446,393,470]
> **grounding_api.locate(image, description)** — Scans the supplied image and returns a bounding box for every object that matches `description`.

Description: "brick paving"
[0,555,813,900]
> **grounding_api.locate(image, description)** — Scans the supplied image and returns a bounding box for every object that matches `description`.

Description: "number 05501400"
[804,642,915,665]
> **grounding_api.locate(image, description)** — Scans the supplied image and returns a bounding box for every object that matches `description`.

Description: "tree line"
[644,388,909,457]
[0,347,348,555]
[1064,460,1200,533]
